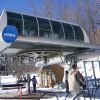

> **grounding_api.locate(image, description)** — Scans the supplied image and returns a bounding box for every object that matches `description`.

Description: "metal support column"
[27,74,31,94]
[99,61,100,69]
[91,61,97,86]
[83,61,88,81]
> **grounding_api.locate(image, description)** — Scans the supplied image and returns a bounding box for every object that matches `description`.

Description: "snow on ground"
[0,75,100,100]
[0,75,17,85]
[0,87,100,100]
[37,87,100,100]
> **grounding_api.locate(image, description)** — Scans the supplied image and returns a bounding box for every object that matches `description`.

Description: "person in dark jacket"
[32,75,37,93]
[66,71,69,92]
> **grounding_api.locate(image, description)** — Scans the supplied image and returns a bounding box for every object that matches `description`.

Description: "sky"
[0,0,52,15]
[0,0,32,14]
[0,0,77,17]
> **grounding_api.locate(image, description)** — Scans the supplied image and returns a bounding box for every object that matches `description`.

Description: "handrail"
[65,92,71,100]
[39,92,59,100]
[73,91,92,100]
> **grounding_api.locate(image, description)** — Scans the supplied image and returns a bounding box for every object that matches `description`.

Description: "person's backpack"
[75,71,86,89]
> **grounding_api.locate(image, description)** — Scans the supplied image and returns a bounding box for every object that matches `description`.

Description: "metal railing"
[39,92,59,100]
[73,91,92,100]
[94,84,100,100]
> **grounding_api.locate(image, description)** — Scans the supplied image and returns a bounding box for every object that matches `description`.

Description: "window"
[72,25,84,41]
[50,20,64,40]
[23,15,38,37]
[7,12,23,36]
[38,18,52,38]
[62,23,74,40]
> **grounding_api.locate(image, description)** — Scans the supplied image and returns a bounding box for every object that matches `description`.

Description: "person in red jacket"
[75,71,86,90]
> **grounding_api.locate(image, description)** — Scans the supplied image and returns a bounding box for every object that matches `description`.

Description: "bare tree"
[74,0,91,43]
[74,0,99,44]
[28,0,100,44]
[85,0,99,44]
[28,0,54,18]
[28,0,37,15]
[95,0,100,25]
[60,0,68,21]
[59,0,75,22]
[43,0,53,18]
